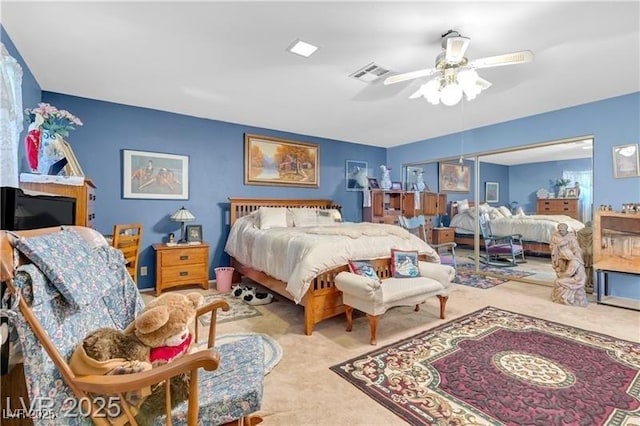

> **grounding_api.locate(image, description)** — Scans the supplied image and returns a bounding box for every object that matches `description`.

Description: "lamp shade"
[170,206,195,223]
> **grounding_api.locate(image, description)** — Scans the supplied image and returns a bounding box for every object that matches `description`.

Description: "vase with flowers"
[552,177,572,198]
[24,103,83,174]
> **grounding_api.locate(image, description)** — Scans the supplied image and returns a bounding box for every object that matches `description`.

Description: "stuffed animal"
[73,292,204,424]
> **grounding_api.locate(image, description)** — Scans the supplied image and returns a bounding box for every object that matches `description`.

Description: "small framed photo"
[391,181,402,190]
[367,177,380,189]
[186,224,203,244]
[612,144,640,178]
[485,181,499,203]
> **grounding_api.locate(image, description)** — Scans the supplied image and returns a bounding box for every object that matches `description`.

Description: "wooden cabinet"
[536,198,579,219]
[153,243,210,295]
[422,192,447,216]
[364,190,417,224]
[593,211,640,310]
[432,227,455,245]
[20,178,97,228]
[363,190,446,224]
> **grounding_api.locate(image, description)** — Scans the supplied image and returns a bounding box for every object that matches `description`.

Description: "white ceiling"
[2,2,639,148]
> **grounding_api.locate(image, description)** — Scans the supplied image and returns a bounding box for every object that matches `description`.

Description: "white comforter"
[450,212,584,243]
[225,214,439,303]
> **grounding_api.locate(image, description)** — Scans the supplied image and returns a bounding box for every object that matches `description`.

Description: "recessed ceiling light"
[287,39,319,58]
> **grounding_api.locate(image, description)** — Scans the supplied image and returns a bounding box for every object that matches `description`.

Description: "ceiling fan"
[384,30,533,106]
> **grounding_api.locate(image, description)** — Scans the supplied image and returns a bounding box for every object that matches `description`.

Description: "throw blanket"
[305,223,411,239]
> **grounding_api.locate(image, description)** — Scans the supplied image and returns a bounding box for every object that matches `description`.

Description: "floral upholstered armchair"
[0,226,264,425]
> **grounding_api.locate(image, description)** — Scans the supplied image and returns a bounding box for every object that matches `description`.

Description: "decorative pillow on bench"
[348,260,379,281]
[391,249,420,278]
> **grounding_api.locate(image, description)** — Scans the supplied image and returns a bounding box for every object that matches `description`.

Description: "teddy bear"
[71,291,204,424]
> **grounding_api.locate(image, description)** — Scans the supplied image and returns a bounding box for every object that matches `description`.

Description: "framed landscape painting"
[123,150,189,199]
[245,134,319,187]
[439,163,470,192]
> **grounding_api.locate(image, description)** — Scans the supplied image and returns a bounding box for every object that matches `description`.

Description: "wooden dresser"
[536,198,579,219]
[19,177,97,228]
[153,243,210,295]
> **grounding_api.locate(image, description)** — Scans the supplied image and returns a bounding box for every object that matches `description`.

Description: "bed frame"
[449,201,550,255]
[228,198,432,336]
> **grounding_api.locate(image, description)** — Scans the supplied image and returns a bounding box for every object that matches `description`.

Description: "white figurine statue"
[414,169,426,192]
[380,165,392,190]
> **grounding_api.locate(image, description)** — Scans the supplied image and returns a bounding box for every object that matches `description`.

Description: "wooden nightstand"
[432,227,455,245]
[153,243,210,295]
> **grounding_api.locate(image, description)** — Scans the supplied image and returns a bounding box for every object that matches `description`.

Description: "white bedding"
[450,211,584,243]
[225,213,439,303]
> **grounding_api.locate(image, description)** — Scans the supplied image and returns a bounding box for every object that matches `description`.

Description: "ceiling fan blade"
[445,36,470,63]
[469,50,534,69]
[383,67,438,85]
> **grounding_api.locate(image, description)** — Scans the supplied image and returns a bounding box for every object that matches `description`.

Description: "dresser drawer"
[432,228,455,244]
[160,247,208,265]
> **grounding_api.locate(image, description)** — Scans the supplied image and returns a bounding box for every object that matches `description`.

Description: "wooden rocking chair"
[0,226,264,426]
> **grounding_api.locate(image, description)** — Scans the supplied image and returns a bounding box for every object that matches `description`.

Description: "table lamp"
[170,206,195,243]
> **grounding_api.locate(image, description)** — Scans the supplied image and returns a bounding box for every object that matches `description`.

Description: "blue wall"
[509,158,592,213]
[480,162,509,207]
[40,93,385,290]
[388,93,640,299]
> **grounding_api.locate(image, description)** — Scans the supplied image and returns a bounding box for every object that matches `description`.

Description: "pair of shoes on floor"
[230,284,274,305]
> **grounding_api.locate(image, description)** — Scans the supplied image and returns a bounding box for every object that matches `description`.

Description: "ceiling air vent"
[349,62,391,83]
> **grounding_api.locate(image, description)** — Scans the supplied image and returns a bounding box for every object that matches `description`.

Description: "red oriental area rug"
[330,307,640,425]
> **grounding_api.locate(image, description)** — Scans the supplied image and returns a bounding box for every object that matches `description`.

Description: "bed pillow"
[498,206,513,217]
[258,207,288,229]
[348,260,379,281]
[390,249,420,278]
[290,208,319,227]
[316,210,337,226]
[457,199,470,213]
[488,207,504,220]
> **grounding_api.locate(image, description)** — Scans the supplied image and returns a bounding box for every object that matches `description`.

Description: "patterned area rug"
[215,332,283,374]
[198,293,262,325]
[331,307,640,425]
[454,263,535,288]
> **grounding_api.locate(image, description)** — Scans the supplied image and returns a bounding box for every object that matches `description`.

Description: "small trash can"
[214,267,234,292]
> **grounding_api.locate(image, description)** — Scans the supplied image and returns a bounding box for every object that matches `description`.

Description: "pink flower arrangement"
[24,103,83,138]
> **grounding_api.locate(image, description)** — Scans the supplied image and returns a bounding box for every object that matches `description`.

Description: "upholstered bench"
[335,261,455,345]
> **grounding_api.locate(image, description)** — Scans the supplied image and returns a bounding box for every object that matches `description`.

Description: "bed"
[449,201,585,255]
[226,198,440,335]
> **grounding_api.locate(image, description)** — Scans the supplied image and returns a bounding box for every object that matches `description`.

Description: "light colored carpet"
[146,280,640,425]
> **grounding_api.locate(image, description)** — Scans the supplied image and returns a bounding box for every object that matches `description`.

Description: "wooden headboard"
[228,198,342,225]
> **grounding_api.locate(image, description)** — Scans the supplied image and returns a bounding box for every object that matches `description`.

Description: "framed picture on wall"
[485,182,499,203]
[123,150,189,199]
[244,133,319,187]
[612,144,640,178]
[438,163,470,192]
[346,160,367,191]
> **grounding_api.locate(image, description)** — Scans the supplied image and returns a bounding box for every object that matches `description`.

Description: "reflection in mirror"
[473,138,594,286]
[404,137,594,290]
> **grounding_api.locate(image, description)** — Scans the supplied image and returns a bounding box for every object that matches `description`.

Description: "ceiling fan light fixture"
[440,82,463,106]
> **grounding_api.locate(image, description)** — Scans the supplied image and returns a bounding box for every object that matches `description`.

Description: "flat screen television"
[1,186,76,230]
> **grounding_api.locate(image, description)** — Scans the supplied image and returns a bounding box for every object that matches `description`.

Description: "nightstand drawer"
[161,247,208,265]
[161,264,207,284]
[432,228,455,244]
